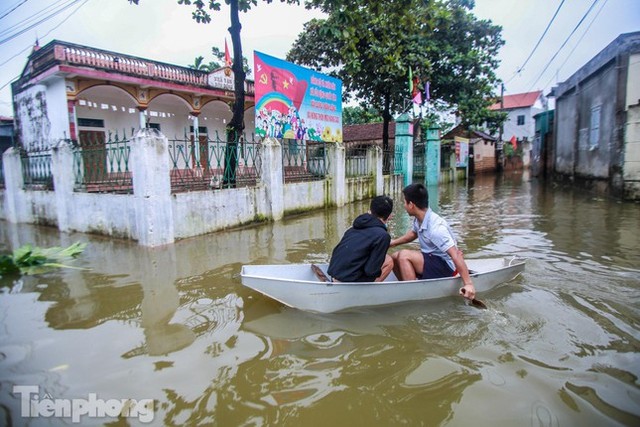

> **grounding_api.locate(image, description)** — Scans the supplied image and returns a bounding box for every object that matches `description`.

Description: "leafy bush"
[0,242,87,277]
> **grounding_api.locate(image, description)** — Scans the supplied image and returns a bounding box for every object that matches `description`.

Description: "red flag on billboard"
[254,54,308,112]
[224,39,232,68]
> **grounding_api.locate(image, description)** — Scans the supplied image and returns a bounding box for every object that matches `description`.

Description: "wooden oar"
[460,287,487,309]
[311,264,330,282]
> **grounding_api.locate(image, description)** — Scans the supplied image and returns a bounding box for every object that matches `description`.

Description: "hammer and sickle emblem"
[259,73,268,85]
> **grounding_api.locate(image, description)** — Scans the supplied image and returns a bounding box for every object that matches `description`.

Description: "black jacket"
[327,213,391,282]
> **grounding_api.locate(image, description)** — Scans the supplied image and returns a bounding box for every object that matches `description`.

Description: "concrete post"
[260,137,284,220]
[327,142,346,207]
[2,147,28,223]
[51,139,75,231]
[367,145,384,195]
[395,113,413,186]
[426,126,441,186]
[130,128,174,247]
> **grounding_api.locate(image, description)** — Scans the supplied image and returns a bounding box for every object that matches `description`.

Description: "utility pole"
[497,82,504,172]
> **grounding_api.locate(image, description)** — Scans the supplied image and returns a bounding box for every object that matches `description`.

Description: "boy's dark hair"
[402,183,429,209]
[370,195,393,220]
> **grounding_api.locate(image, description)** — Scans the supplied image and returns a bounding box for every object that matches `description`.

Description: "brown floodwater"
[0,171,639,426]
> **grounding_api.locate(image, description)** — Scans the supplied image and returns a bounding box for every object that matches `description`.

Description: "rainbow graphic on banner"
[254,51,342,142]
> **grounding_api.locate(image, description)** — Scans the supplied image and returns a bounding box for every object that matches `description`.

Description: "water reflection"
[0,173,639,426]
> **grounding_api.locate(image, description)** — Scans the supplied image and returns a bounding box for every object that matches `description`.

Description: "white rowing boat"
[240,257,525,313]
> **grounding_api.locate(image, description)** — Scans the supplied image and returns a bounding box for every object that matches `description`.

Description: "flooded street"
[1,172,639,426]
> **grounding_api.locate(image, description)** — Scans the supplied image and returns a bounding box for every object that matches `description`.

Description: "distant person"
[390,183,477,301]
[314,196,394,282]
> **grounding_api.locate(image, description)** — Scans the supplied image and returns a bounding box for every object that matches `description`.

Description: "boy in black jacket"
[323,195,394,282]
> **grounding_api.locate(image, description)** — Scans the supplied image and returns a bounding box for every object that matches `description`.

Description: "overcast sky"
[0,0,638,118]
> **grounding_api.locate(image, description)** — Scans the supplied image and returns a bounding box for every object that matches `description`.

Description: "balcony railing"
[23,41,255,94]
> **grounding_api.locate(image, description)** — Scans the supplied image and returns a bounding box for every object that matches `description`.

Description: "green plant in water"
[0,242,87,277]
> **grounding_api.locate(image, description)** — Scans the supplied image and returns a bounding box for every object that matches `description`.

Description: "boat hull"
[240,257,525,314]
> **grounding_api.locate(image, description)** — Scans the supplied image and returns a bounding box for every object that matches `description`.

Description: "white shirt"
[412,208,457,270]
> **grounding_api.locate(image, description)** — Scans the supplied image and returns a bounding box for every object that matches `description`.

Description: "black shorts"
[418,253,455,279]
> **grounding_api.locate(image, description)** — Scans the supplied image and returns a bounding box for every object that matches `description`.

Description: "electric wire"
[542,0,609,91]
[0,0,69,38]
[0,0,80,46]
[0,0,30,21]
[0,0,90,92]
[527,0,601,91]
[516,0,566,75]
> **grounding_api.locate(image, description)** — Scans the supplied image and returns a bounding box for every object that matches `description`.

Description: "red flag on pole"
[510,135,517,149]
[224,39,232,68]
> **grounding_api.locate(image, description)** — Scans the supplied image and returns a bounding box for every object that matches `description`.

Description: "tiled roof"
[343,122,396,142]
[442,124,496,141]
[489,90,542,110]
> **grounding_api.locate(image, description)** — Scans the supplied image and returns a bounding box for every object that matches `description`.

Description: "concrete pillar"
[51,139,75,231]
[130,128,174,246]
[2,147,29,223]
[395,113,413,186]
[367,145,384,195]
[192,114,201,167]
[426,126,441,186]
[260,137,284,220]
[327,142,346,207]
[138,107,147,129]
[67,100,78,141]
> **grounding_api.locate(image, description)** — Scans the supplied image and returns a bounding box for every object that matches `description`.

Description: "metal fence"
[282,139,328,183]
[21,147,53,190]
[73,130,134,194]
[168,132,262,193]
[344,144,369,177]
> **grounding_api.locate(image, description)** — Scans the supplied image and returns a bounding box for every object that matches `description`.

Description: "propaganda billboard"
[254,51,342,142]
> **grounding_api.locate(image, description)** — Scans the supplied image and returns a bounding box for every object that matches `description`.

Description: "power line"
[516,0,566,75]
[0,0,90,92]
[542,0,609,91]
[528,0,601,91]
[0,0,30,21]
[0,0,68,38]
[0,0,80,46]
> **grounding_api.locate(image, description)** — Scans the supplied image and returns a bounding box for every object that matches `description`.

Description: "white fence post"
[130,129,174,246]
[51,140,75,231]
[260,137,284,220]
[2,147,30,223]
[327,142,346,207]
[367,145,384,195]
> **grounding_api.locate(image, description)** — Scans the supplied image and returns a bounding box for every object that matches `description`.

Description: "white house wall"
[15,85,52,150]
[503,106,542,142]
[627,53,640,108]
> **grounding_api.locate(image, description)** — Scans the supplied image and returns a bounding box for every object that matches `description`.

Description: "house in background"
[10,40,257,154]
[550,31,640,200]
[442,125,497,175]
[489,90,546,168]
[489,90,546,141]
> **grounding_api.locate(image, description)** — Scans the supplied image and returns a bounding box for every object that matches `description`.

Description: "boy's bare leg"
[375,254,394,282]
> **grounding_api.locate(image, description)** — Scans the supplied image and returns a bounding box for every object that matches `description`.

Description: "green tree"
[129,0,299,184]
[288,0,504,149]
[188,55,218,72]
[189,47,252,75]
[343,105,382,125]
